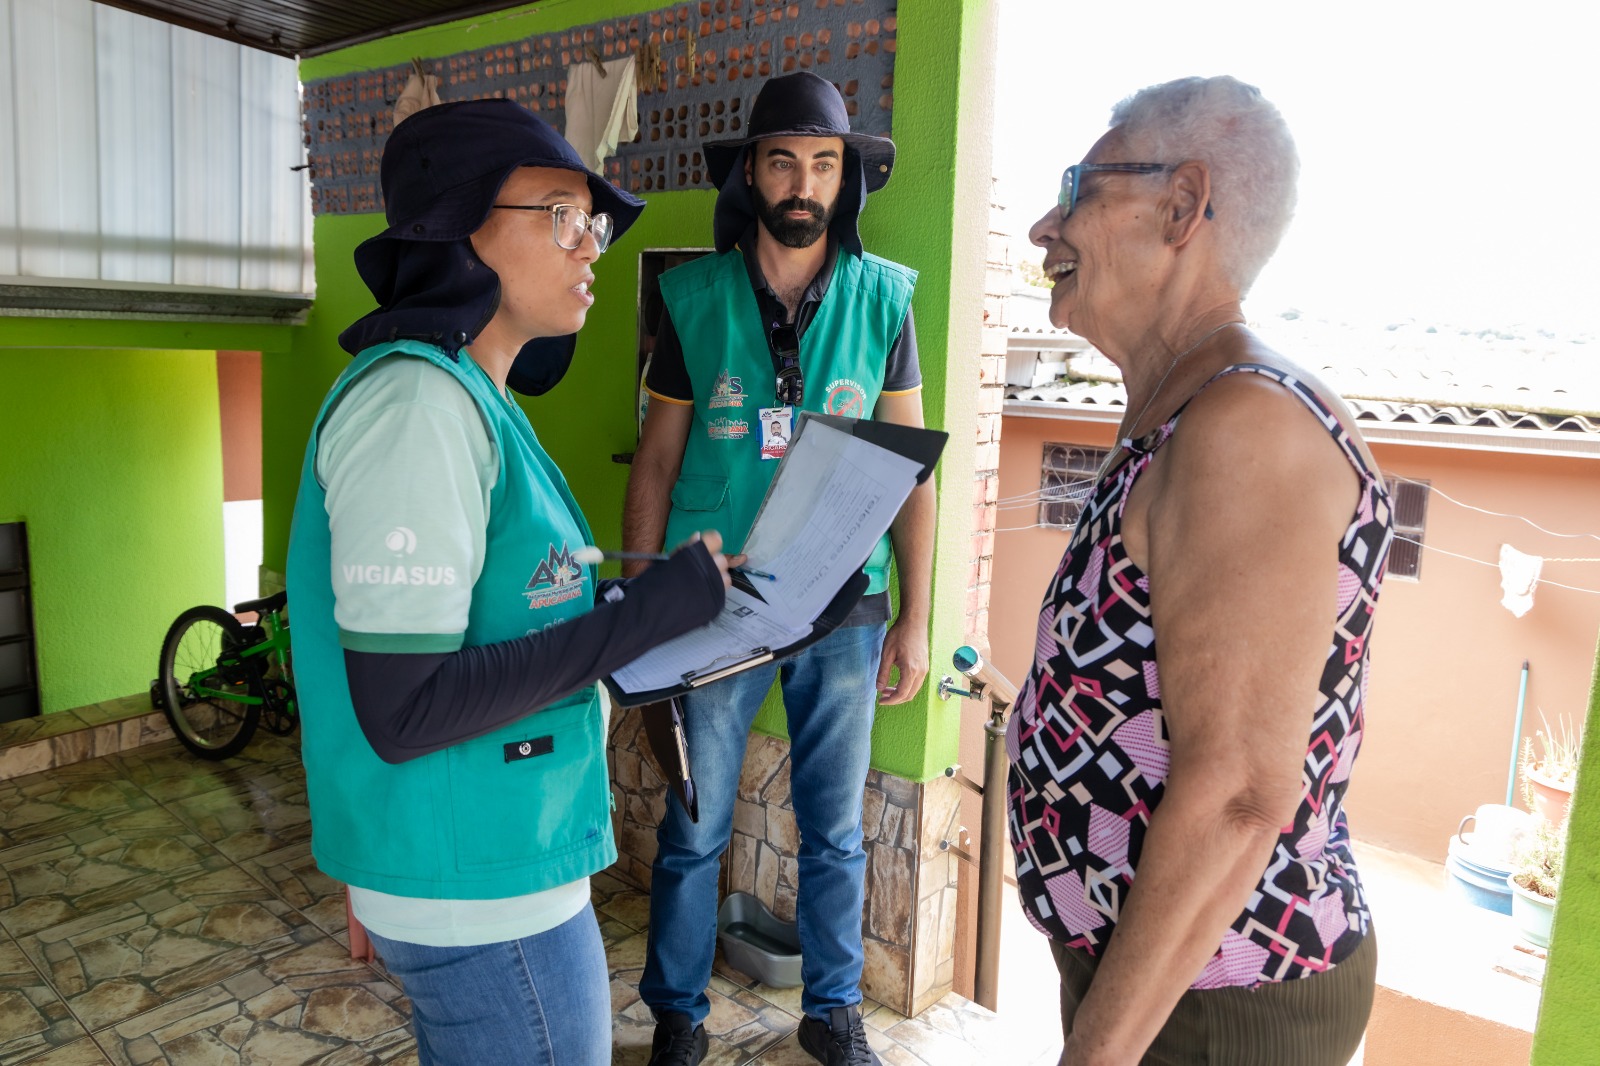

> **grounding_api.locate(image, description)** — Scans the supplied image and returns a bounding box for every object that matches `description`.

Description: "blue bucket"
[1445,837,1514,915]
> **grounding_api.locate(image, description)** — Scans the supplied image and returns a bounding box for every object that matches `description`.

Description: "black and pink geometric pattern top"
[1006,363,1390,988]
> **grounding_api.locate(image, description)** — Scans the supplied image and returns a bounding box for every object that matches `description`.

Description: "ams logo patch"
[708,369,745,409]
[524,542,586,610]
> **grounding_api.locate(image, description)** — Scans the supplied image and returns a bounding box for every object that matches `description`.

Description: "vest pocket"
[444,690,608,873]
[670,474,730,513]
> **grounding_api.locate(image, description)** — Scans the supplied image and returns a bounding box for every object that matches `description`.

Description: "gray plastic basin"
[716,891,802,988]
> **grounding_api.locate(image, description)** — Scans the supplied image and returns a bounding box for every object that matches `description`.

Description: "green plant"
[1510,815,1566,900]
[1520,710,1584,802]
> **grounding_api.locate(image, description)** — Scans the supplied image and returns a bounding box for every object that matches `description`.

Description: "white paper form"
[609,418,925,700]
[611,587,811,695]
[741,419,925,624]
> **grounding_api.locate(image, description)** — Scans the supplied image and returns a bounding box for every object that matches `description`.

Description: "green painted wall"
[1531,628,1600,1064]
[273,0,994,780]
[0,345,228,712]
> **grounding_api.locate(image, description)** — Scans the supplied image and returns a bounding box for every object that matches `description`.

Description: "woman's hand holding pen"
[684,530,744,591]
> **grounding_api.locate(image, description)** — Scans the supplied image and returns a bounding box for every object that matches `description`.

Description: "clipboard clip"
[683,647,772,688]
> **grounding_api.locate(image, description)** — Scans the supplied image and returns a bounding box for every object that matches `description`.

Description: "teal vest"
[286,340,615,899]
[660,249,917,595]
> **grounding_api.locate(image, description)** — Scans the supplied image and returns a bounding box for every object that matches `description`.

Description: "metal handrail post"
[942,645,1017,1012]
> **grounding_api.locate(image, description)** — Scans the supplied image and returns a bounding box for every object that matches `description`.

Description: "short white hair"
[1109,76,1298,294]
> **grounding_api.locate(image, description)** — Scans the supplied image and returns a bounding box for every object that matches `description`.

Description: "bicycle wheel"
[157,605,261,760]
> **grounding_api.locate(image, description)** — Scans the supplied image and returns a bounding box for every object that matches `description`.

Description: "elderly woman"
[1006,76,1386,1065]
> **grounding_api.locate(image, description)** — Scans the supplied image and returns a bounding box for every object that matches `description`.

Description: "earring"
[1166,236,1174,244]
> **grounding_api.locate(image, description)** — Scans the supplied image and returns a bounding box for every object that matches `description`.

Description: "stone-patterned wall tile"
[919,775,964,858]
[732,798,764,840]
[917,853,951,902]
[911,892,941,1011]
[729,833,756,895]
[867,842,913,944]
[754,844,779,908]
[737,737,789,801]
[764,804,798,856]
[860,937,910,1017]
[861,787,886,842]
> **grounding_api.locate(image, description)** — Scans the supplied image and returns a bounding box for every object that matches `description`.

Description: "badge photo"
[758,406,793,461]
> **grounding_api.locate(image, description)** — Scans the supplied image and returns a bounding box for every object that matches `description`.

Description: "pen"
[573,546,777,581]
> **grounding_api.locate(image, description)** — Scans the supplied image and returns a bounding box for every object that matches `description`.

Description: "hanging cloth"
[563,53,639,171]
[1498,543,1544,617]
[393,58,441,128]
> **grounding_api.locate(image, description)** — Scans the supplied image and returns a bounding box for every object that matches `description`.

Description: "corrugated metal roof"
[93,1,519,57]
[1005,379,1600,437]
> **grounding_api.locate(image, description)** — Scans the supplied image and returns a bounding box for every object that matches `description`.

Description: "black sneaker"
[648,1012,708,1066]
[797,1005,881,1066]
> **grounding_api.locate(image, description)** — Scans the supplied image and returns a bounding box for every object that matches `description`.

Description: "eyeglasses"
[1057,163,1215,222]
[491,202,614,254]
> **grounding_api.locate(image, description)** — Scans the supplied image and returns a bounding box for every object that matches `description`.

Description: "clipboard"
[604,569,870,707]
[631,570,869,823]
[604,413,944,705]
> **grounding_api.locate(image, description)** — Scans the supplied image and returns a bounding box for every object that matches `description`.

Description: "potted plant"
[1506,815,1565,949]
[1521,711,1584,827]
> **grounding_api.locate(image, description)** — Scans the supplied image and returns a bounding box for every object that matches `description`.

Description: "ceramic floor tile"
[0,935,87,1065]
[91,937,415,1066]
[611,968,798,1066]
[112,738,302,806]
[880,993,1031,1064]
[239,840,347,939]
[0,761,157,851]
[594,882,653,935]
[19,864,322,1032]
[14,1037,112,1065]
[72,696,156,728]
[0,814,230,939]
[162,770,311,863]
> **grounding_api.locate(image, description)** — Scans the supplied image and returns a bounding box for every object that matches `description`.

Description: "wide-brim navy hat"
[705,72,895,192]
[343,98,645,396]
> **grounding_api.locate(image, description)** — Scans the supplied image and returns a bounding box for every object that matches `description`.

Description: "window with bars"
[1039,443,1108,530]
[1385,477,1431,580]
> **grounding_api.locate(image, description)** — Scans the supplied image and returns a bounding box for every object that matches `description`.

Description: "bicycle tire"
[157,605,261,760]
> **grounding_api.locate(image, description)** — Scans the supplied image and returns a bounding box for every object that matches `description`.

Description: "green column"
[1531,627,1600,1063]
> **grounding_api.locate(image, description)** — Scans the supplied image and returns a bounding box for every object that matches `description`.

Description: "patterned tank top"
[1005,363,1390,988]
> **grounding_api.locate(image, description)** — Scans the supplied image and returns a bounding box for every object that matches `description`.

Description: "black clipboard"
[630,570,869,823]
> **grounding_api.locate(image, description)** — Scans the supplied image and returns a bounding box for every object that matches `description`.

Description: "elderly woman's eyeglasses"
[491,202,614,254]
[1057,163,1215,222]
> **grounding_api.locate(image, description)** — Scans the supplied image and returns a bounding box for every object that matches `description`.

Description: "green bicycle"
[154,590,297,760]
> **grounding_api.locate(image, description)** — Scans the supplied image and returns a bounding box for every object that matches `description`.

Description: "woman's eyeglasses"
[491,202,614,254]
[1057,163,1215,222]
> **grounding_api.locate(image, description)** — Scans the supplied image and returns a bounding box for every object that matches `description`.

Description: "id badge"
[758,406,793,461]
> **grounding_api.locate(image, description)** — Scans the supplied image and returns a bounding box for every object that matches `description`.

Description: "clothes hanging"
[563,54,639,172]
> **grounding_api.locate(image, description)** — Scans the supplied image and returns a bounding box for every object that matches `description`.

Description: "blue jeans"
[640,622,886,1025]
[367,903,610,1065]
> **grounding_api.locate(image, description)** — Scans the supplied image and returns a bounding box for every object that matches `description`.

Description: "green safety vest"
[286,340,615,899]
[660,248,917,595]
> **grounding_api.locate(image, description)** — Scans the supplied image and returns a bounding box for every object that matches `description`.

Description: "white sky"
[992,0,1597,335]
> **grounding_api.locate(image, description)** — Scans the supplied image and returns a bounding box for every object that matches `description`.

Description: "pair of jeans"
[640,621,886,1025]
[367,902,610,1065]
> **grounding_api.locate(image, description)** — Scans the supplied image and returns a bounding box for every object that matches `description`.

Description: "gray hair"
[1109,76,1298,294]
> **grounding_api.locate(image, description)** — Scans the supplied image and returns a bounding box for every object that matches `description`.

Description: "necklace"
[1119,320,1243,444]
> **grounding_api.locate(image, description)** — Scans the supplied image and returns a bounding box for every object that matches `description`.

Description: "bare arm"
[1061,375,1359,1066]
[621,398,693,578]
[873,389,935,705]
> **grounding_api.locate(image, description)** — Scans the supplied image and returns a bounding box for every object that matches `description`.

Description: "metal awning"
[92,0,526,58]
